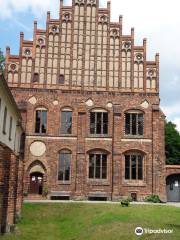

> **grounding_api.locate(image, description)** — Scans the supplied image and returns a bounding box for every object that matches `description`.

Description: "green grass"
[1,203,180,240]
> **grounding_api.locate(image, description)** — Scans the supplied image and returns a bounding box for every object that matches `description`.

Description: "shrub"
[42,186,49,197]
[121,198,130,207]
[145,195,161,203]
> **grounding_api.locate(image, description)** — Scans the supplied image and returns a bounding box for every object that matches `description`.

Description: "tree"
[165,121,180,165]
[0,48,5,72]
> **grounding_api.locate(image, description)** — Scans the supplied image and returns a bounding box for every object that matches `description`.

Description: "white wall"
[0,78,22,155]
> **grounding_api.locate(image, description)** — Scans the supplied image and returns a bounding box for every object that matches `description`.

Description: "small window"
[90,111,108,135]
[60,111,72,134]
[58,150,71,181]
[89,153,107,180]
[125,153,143,180]
[58,75,64,84]
[35,108,47,134]
[131,192,137,201]
[125,112,144,136]
[3,107,7,134]
[9,116,13,140]
[33,73,39,83]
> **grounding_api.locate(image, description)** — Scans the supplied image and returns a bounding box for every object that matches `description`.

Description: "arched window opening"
[125,152,143,180]
[90,109,108,135]
[35,108,47,134]
[58,150,71,181]
[125,110,144,136]
[89,152,107,180]
[60,108,72,134]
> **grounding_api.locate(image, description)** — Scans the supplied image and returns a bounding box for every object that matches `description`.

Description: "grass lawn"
[1,203,180,240]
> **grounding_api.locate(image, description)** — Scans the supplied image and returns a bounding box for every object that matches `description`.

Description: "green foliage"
[42,186,49,197]
[121,198,130,207]
[145,195,161,203]
[0,48,5,71]
[165,121,180,165]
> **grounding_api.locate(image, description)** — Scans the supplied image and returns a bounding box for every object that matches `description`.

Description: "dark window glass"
[131,155,136,179]
[125,113,144,135]
[9,116,13,140]
[33,73,39,83]
[90,112,108,135]
[58,152,71,181]
[89,154,107,179]
[125,154,143,180]
[61,111,72,134]
[138,155,143,180]
[35,109,47,134]
[125,155,130,179]
[3,107,7,134]
[58,75,65,84]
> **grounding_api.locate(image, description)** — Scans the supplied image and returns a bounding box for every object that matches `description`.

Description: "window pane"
[65,154,71,181]
[90,112,96,134]
[102,155,107,179]
[103,113,108,134]
[131,155,137,179]
[61,111,72,134]
[125,113,130,135]
[95,155,101,178]
[125,155,130,179]
[41,111,47,133]
[89,154,95,178]
[132,114,137,135]
[138,114,144,135]
[96,112,102,134]
[138,155,143,179]
[35,110,41,133]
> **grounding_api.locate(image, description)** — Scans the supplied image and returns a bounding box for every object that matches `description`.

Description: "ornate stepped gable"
[5,0,159,93]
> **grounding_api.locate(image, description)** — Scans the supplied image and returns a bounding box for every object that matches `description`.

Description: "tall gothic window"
[60,110,72,134]
[58,150,71,181]
[125,153,143,180]
[90,110,108,135]
[35,108,47,134]
[89,153,107,179]
[125,111,144,136]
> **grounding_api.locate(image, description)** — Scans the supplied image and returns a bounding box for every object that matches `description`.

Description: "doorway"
[29,172,43,195]
[166,174,180,202]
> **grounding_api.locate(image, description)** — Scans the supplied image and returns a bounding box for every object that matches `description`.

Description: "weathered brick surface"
[0,145,23,234]
[10,88,167,202]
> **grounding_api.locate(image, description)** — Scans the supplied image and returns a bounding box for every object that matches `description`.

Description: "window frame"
[88,153,108,180]
[125,110,144,136]
[124,152,144,181]
[58,150,71,183]
[9,116,13,141]
[89,109,108,135]
[60,109,73,135]
[34,107,47,134]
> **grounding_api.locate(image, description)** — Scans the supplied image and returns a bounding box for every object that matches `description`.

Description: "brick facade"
[5,0,167,202]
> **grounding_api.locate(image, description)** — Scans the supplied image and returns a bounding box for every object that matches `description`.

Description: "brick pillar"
[74,112,86,200]
[15,158,24,219]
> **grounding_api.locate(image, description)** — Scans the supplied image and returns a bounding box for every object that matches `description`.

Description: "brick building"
[0,71,24,234]
[5,0,167,201]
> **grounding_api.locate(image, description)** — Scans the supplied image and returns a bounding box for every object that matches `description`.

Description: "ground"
[2,203,180,240]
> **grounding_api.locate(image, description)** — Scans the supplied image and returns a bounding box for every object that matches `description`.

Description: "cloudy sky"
[0,0,180,131]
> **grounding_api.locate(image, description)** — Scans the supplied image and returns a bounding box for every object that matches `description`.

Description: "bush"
[42,186,49,197]
[145,195,161,203]
[121,198,130,207]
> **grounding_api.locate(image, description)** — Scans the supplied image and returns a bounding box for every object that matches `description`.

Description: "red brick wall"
[11,87,167,202]
[0,144,23,234]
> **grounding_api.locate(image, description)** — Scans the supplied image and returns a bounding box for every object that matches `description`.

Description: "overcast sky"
[0,0,179,131]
